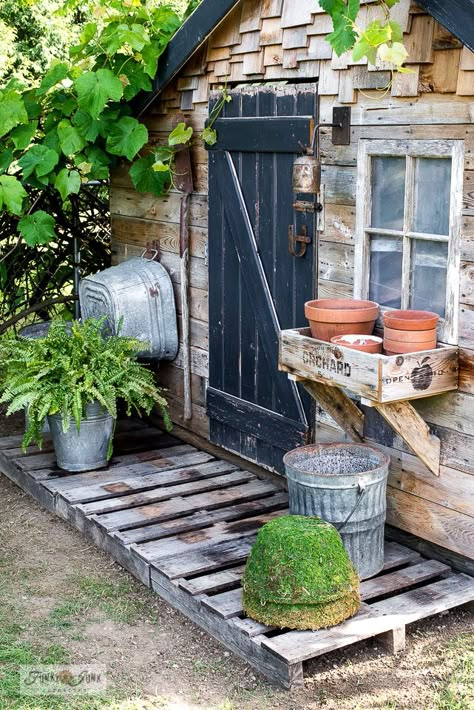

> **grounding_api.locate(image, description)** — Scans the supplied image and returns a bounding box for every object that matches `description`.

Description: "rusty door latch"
[288,225,311,258]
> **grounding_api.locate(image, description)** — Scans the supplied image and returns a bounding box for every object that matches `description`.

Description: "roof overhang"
[134,0,474,115]
[416,0,474,53]
[134,0,241,116]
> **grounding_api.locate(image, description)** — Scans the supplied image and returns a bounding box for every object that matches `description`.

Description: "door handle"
[288,225,311,258]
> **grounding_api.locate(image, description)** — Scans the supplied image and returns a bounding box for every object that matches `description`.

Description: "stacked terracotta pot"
[304,299,383,353]
[382,310,439,356]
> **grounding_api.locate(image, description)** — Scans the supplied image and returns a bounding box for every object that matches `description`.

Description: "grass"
[434,633,474,710]
[0,572,157,710]
[48,576,155,630]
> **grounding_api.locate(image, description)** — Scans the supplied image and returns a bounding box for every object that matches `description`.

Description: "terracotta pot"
[331,334,383,354]
[305,299,379,342]
[383,326,437,344]
[383,338,437,355]
[383,310,439,331]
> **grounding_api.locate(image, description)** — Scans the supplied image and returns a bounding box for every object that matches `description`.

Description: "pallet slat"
[92,471,263,531]
[261,574,474,664]
[114,492,287,545]
[0,422,473,691]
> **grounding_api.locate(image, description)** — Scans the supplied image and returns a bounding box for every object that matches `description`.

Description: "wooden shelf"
[279,328,459,404]
[279,328,460,477]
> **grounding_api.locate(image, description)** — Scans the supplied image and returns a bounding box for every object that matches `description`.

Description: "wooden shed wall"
[110,0,474,559]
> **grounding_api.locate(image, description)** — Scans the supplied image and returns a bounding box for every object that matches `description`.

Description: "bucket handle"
[336,482,367,534]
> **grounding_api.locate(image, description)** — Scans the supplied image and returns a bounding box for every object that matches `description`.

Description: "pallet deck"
[1,420,473,688]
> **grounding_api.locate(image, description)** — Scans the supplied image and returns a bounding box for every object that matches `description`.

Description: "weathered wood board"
[1,420,474,689]
[279,328,459,403]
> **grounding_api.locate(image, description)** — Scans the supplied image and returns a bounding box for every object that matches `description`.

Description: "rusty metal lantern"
[292,153,321,195]
[292,109,351,196]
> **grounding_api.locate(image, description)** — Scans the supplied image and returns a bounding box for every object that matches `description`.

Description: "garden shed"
[110,0,474,565]
[2,0,474,692]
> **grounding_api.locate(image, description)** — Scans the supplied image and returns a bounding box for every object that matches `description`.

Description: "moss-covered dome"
[242,515,360,630]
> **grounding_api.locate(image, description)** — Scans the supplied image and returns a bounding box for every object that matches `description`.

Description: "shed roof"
[135,0,474,115]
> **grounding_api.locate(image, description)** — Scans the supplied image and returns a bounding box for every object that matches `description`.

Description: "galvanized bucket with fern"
[0,318,171,471]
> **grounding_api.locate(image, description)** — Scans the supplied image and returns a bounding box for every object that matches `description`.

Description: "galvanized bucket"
[79,254,178,361]
[283,443,390,579]
[48,402,115,472]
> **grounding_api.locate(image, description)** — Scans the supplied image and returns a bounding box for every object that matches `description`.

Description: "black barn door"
[207,87,317,474]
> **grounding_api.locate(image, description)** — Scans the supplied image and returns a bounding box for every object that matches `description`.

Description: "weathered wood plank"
[198,557,448,621]
[86,469,256,525]
[302,381,364,442]
[41,449,214,493]
[155,536,258,580]
[373,401,441,477]
[261,574,474,665]
[178,566,246,596]
[68,460,237,508]
[387,486,474,559]
[134,509,286,564]
[111,492,287,546]
[279,329,459,404]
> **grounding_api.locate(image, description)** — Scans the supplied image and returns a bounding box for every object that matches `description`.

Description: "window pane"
[410,239,448,318]
[369,235,403,308]
[371,157,405,230]
[414,158,451,235]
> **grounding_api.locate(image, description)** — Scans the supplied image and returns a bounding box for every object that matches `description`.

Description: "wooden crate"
[0,421,473,688]
[279,328,459,403]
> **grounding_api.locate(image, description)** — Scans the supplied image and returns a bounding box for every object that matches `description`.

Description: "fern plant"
[0,317,171,450]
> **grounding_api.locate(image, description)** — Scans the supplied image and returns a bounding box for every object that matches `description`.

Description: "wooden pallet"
[0,420,473,688]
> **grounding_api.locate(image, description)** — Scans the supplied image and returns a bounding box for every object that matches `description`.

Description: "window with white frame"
[354,140,464,344]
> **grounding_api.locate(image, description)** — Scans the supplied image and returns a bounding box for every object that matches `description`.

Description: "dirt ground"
[0,413,472,709]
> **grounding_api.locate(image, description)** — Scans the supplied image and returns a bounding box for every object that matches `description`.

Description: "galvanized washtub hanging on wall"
[79,251,179,361]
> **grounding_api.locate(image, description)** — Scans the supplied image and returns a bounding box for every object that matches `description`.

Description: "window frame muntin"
[354,139,464,345]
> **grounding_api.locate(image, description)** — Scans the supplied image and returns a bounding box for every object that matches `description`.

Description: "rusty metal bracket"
[288,225,311,258]
[293,200,323,213]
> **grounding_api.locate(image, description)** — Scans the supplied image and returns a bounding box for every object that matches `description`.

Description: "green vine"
[321,0,410,73]
[0,0,221,251]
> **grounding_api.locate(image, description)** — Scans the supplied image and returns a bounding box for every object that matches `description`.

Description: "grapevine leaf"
[116,23,150,51]
[74,69,123,119]
[389,20,404,44]
[37,62,70,96]
[106,116,148,160]
[326,20,357,57]
[378,41,409,67]
[201,126,217,146]
[43,129,61,154]
[168,122,193,146]
[0,149,13,174]
[152,161,170,172]
[384,0,400,6]
[0,91,28,139]
[18,144,60,179]
[9,121,38,151]
[72,110,100,142]
[23,89,42,120]
[83,145,111,180]
[54,168,81,201]
[141,43,161,79]
[363,20,392,48]
[79,22,97,45]
[18,211,56,246]
[319,0,345,12]
[57,119,87,156]
[130,154,170,195]
[347,0,360,22]
[117,60,152,100]
[0,175,27,215]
